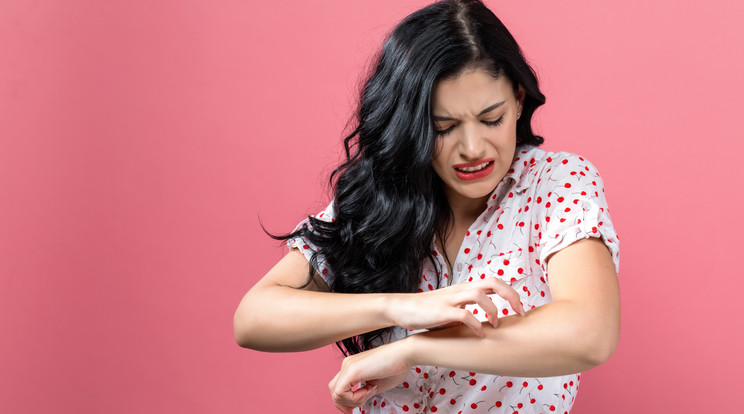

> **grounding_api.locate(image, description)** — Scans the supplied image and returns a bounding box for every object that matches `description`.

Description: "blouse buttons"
[457,263,463,272]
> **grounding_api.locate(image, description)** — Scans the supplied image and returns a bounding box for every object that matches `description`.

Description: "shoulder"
[514,147,605,194]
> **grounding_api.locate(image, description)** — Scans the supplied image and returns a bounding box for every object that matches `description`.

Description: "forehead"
[431,68,514,116]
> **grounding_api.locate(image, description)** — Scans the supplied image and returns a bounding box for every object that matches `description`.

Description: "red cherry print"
[523,381,528,387]
[449,371,456,377]
[423,373,429,379]
[403,405,409,412]
[430,406,437,412]
[530,399,536,404]
[497,224,504,230]
[508,192,513,198]
[481,385,487,391]
[504,259,510,265]
[495,401,502,407]
[581,191,586,195]
[381,402,386,408]
[579,156,585,161]
[471,403,478,409]
[477,253,483,260]
[569,381,574,386]
[502,309,508,315]
[518,268,524,274]
[487,231,492,237]
[439,388,446,395]
[498,269,504,276]
[450,399,457,405]
[518,403,523,408]
[510,277,516,282]
[469,372,476,376]
[550,405,556,411]
[373,400,377,406]
[547,157,552,162]
[564,183,571,188]
[428,284,433,290]
[466,231,470,236]
[545,202,551,208]
[524,205,529,212]
[322,268,328,275]
[563,383,568,389]
[557,196,564,203]
[480,274,485,279]
[302,244,309,249]
[414,403,421,409]
[538,384,543,390]
[506,381,513,387]
[469,379,477,386]
[403,382,409,388]
[540,291,545,297]
[415,367,422,373]
[464,248,470,254]
[592,226,598,233]
[473,309,478,314]
[477,230,482,235]
[562,159,568,164]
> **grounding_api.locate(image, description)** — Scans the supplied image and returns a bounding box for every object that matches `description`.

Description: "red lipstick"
[453,158,494,181]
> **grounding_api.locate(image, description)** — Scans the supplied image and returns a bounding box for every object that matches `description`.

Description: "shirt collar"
[486,144,536,206]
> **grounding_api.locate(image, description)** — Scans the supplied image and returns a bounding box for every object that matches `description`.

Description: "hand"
[328,341,412,414]
[388,278,525,337]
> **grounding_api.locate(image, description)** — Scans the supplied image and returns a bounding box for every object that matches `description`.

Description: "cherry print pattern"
[288,145,619,413]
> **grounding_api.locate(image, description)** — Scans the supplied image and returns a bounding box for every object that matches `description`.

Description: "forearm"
[403,299,619,377]
[234,286,395,352]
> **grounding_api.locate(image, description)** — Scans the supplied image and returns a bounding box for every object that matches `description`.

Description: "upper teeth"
[458,162,490,172]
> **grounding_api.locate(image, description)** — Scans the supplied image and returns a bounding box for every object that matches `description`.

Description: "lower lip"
[454,162,494,181]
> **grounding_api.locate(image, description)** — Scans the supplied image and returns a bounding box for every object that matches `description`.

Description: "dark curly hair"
[275,0,545,355]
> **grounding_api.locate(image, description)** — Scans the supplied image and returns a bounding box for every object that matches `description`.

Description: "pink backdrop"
[1,0,743,412]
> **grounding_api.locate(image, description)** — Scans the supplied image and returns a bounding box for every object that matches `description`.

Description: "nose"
[458,122,486,161]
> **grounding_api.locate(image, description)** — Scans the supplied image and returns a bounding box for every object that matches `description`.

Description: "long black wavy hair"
[276,0,545,355]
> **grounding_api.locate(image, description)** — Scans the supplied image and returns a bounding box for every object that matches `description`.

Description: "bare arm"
[233,249,392,352]
[328,237,620,410]
[233,249,524,352]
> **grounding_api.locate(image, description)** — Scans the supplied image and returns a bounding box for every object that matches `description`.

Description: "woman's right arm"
[233,249,524,352]
[233,249,394,352]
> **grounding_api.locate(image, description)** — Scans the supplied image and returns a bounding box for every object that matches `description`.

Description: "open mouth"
[453,160,495,181]
[455,161,492,172]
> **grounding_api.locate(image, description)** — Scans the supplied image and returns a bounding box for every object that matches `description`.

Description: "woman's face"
[430,67,525,211]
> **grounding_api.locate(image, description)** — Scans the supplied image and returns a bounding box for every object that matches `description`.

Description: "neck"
[443,187,490,227]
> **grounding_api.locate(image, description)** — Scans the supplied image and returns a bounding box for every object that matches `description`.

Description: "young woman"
[234,1,620,413]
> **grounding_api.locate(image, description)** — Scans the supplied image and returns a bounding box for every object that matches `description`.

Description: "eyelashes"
[435,115,505,137]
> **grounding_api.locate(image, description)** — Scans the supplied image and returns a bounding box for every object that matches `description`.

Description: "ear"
[516,84,526,113]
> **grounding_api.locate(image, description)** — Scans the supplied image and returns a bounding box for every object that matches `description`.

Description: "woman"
[234,1,620,413]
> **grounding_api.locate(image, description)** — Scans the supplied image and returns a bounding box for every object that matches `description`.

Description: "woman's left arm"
[329,237,620,411]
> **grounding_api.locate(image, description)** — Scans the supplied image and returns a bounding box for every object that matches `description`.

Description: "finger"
[473,293,501,327]
[488,279,526,316]
[454,308,485,337]
[333,385,377,411]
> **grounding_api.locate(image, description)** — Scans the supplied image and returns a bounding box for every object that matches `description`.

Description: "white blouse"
[288,144,620,414]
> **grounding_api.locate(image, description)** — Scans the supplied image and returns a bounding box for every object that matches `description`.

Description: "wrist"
[380,293,402,327]
[398,332,420,368]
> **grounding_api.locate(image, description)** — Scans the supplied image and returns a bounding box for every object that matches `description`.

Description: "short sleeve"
[286,200,336,287]
[535,153,620,273]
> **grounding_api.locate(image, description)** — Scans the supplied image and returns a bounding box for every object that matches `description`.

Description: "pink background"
[1,0,742,412]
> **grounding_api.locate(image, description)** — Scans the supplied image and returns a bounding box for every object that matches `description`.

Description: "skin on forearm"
[401,298,619,378]
[234,287,396,352]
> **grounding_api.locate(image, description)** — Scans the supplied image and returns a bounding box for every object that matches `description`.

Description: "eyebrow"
[432,101,506,121]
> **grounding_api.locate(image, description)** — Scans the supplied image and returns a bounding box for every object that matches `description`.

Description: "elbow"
[233,306,261,349]
[577,321,620,368]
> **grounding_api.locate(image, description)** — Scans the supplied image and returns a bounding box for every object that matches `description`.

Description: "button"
[457,263,463,272]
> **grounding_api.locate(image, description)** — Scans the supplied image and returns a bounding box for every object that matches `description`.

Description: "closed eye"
[434,115,505,137]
